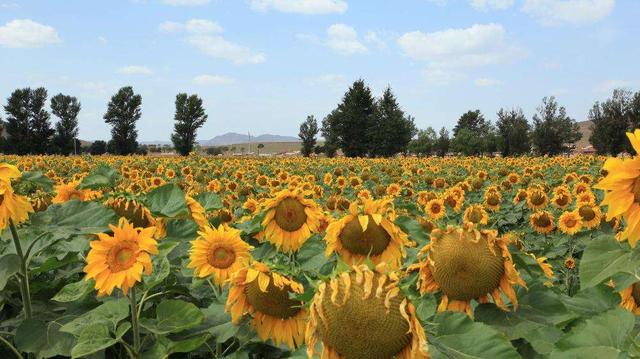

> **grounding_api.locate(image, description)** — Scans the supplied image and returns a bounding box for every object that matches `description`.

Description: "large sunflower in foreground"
[226,262,307,349]
[306,264,429,359]
[0,163,21,183]
[595,129,640,246]
[325,198,411,269]
[260,189,322,253]
[413,224,526,317]
[83,218,158,296]
[0,181,34,229]
[188,225,252,285]
[105,197,165,239]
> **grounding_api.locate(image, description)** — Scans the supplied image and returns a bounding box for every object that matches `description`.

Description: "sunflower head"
[306,264,429,359]
[530,211,555,234]
[416,224,526,317]
[0,181,34,229]
[558,211,582,235]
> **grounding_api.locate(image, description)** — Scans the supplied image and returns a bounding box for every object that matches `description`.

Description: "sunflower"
[0,181,34,229]
[620,283,640,315]
[425,198,446,220]
[414,224,526,317]
[52,180,97,203]
[0,163,21,183]
[83,218,158,296]
[526,188,548,210]
[577,203,602,229]
[260,189,322,253]
[463,204,488,225]
[105,197,165,239]
[531,254,554,279]
[188,225,252,285]
[513,189,527,204]
[325,198,411,269]
[551,192,572,209]
[306,264,429,359]
[226,262,307,349]
[530,211,555,234]
[558,211,582,235]
[483,188,502,212]
[186,195,209,229]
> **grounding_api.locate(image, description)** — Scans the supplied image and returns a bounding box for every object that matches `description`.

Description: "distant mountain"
[199,133,299,147]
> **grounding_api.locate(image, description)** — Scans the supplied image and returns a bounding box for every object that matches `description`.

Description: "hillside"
[200,133,299,146]
[575,120,593,150]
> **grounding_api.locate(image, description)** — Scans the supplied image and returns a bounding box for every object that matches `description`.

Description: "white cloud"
[397,23,524,67]
[326,24,367,55]
[116,65,153,75]
[474,77,503,86]
[193,74,235,85]
[159,19,222,34]
[160,19,265,65]
[162,0,210,6]
[188,35,266,64]
[364,31,387,49]
[470,0,514,10]
[593,79,630,93]
[522,0,615,25]
[250,0,347,14]
[0,19,61,48]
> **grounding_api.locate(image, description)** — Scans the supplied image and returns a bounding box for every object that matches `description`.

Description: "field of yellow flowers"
[1,135,640,358]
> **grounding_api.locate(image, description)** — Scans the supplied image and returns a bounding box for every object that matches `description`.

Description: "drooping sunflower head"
[513,189,527,204]
[188,225,252,285]
[483,188,502,211]
[226,262,307,349]
[551,192,572,209]
[186,195,209,229]
[325,198,411,268]
[415,224,526,317]
[530,210,555,234]
[105,197,165,239]
[306,264,429,359]
[577,203,602,229]
[620,282,640,315]
[0,181,34,229]
[260,188,323,253]
[52,180,97,204]
[526,188,548,210]
[463,204,488,225]
[83,217,158,296]
[558,211,583,235]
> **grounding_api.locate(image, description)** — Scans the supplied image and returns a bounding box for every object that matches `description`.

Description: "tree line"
[1,86,208,156]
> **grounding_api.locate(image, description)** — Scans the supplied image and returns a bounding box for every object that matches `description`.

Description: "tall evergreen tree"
[104,86,142,155]
[589,89,633,155]
[298,115,318,157]
[170,93,207,156]
[334,79,375,157]
[321,110,339,158]
[408,127,437,156]
[531,96,582,155]
[3,88,31,154]
[496,107,531,156]
[453,109,486,137]
[29,88,54,154]
[436,127,450,157]
[368,87,416,157]
[51,93,81,155]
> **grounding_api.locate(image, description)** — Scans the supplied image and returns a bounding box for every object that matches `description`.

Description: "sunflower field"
[2,134,640,359]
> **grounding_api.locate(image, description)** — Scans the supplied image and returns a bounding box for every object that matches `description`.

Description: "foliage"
[2,87,54,155]
[104,86,142,155]
[589,88,639,155]
[171,93,208,156]
[496,107,531,156]
[51,93,82,155]
[531,96,582,155]
[408,126,437,156]
[298,115,318,157]
[367,87,417,157]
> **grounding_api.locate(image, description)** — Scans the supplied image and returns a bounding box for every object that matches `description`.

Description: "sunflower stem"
[129,286,141,357]
[0,334,23,359]
[9,218,32,320]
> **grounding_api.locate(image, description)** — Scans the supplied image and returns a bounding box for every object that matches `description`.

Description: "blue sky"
[0,0,637,141]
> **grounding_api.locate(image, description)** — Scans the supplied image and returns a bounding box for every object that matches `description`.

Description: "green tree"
[89,140,107,155]
[436,127,450,157]
[453,109,486,137]
[257,143,264,155]
[299,115,319,157]
[51,93,81,155]
[531,96,582,155]
[589,89,633,155]
[629,91,640,130]
[321,109,340,158]
[408,126,437,156]
[496,107,531,156]
[451,127,486,155]
[333,79,376,157]
[368,87,416,157]
[170,93,208,156]
[3,88,31,154]
[29,87,55,154]
[104,86,142,155]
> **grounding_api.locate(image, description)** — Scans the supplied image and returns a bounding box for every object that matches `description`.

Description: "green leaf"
[70,323,119,359]
[430,312,521,359]
[52,278,94,302]
[140,299,204,335]
[561,284,620,317]
[60,298,130,335]
[19,170,54,192]
[195,192,223,211]
[30,200,117,236]
[78,164,119,190]
[145,184,188,218]
[395,216,428,244]
[550,309,635,358]
[296,235,327,272]
[0,253,20,290]
[142,334,210,359]
[579,235,640,289]
[144,255,170,291]
[14,318,75,358]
